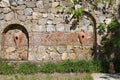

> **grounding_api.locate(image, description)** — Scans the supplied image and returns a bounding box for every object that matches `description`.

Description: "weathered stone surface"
[16,5,26,10]
[0,0,10,7]
[105,18,112,24]
[44,0,51,9]
[68,53,76,59]
[66,45,73,53]
[38,25,46,32]
[6,47,16,53]
[32,12,42,20]
[36,1,44,8]
[48,13,55,20]
[20,51,28,60]
[62,52,68,60]
[0,13,4,20]
[0,0,118,62]
[65,24,71,32]
[42,13,48,18]
[17,0,25,5]
[24,8,33,16]
[50,52,61,60]
[17,15,26,22]
[50,8,58,13]
[4,12,14,21]
[16,10,24,15]
[25,1,36,8]
[38,18,47,25]
[52,2,59,8]
[11,1,17,7]
[56,24,65,32]
[47,19,53,25]
[98,3,104,9]
[99,15,106,22]
[56,46,66,54]
[47,25,55,32]
[3,8,11,14]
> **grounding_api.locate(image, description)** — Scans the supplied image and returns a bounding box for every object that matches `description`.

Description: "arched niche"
[1,24,29,60]
[69,11,97,47]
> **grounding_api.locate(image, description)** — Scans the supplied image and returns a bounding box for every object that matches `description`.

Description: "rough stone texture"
[16,10,24,15]
[3,8,11,14]
[17,0,25,5]
[24,8,33,16]
[52,2,60,8]
[25,1,36,8]
[0,0,118,61]
[56,24,65,32]
[0,13,4,20]
[4,12,14,21]
[32,12,42,20]
[38,18,47,25]
[0,0,10,7]
[47,25,55,32]
[36,1,44,9]
[17,15,26,22]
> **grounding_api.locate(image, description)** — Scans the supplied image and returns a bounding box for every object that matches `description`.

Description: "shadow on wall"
[95,18,120,73]
[1,24,29,60]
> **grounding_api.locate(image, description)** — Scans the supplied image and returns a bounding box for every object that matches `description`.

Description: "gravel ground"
[92,73,120,80]
[0,73,92,80]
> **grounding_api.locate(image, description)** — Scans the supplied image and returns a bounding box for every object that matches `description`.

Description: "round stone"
[47,19,53,25]
[0,13,4,20]
[24,8,33,16]
[17,0,25,5]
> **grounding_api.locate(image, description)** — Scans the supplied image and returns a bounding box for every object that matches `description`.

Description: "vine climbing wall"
[0,0,119,61]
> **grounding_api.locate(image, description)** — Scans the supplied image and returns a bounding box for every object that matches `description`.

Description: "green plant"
[0,62,15,74]
[18,62,39,74]
[40,62,56,73]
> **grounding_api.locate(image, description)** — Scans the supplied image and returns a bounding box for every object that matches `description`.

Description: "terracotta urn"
[78,29,86,47]
[14,31,23,47]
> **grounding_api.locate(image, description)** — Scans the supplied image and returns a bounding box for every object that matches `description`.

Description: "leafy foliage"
[40,62,56,73]
[0,60,109,74]
[0,62,15,74]
[18,62,39,74]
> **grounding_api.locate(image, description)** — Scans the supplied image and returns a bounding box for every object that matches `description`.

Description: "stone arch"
[69,11,97,47]
[1,23,29,60]
[82,11,97,47]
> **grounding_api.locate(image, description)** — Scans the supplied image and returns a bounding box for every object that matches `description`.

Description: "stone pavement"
[92,73,120,80]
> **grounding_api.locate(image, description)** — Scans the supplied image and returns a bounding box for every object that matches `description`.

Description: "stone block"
[4,12,14,21]
[62,52,68,60]
[16,5,26,10]
[42,13,48,18]
[24,8,33,16]
[6,47,16,53]
[16,10,24,15]
[56,46,66,54]
[50,52,60,60]
[52,2,60,8]
[38,25,47,32]
[32,12,42,20]
[25,1,36,8]
[38,18,47,25]
[47,25,55,32]
[0,0,10,7]
[36,1,44,8]
[47,19,53,25]
[3,8,11,14]
[0,13,4,20]
[17,0,25,5]
[17,15,26,22]
[56,24,65,32]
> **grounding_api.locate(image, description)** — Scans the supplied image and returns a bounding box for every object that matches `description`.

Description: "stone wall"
[0,0,119,61]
